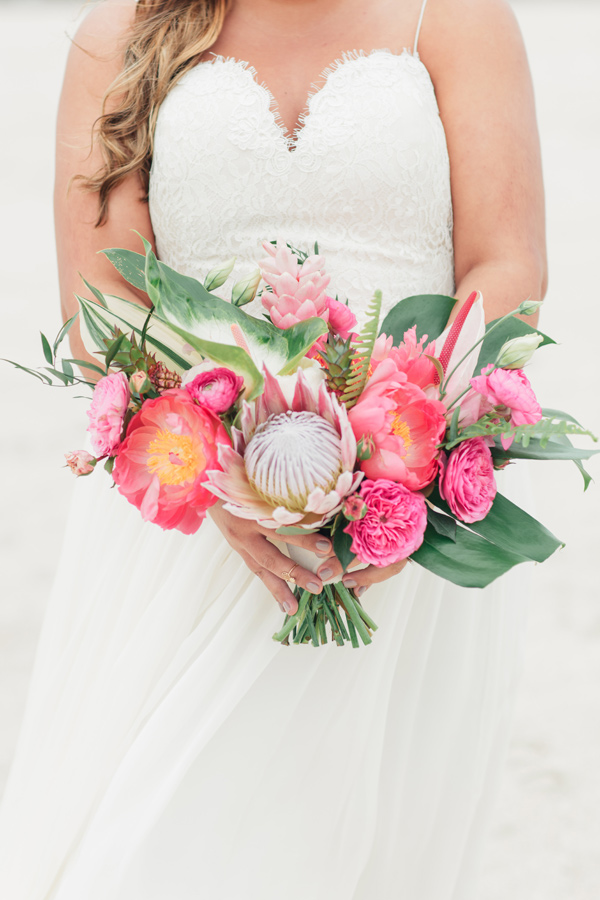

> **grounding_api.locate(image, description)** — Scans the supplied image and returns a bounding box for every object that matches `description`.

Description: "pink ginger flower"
[185,367,244,414]
[439,438,497,523]
[348,357,447,491]
[259,240,330,330]
[470,364,542,448]
[86,372,130,457]
[344,479,427,567]
[112,389,230,534]
[64,450,95,476]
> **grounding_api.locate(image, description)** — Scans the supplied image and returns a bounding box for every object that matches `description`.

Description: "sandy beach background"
[0,1,599,896]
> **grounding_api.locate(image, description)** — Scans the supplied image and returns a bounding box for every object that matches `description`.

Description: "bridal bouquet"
[7,238,598,647]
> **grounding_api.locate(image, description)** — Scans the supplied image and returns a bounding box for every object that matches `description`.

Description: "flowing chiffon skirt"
[0,463,530,900]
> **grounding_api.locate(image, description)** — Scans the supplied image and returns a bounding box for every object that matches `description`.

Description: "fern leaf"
[341,290,382,409]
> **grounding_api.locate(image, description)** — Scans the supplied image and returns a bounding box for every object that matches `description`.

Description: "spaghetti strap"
[414,0,429,55]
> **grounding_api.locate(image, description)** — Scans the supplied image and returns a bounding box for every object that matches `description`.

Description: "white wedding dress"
[0,7,530,898]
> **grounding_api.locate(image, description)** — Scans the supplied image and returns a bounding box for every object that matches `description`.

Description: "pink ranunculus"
[326,296,357,340]
[348,359,447,490]
[344,479,428,567]
[470,364,542,448]
[64,450,95,476]
[86,372,130,457]
[185,367,244,413]
[112,389,230,534]
[439,437,497,523]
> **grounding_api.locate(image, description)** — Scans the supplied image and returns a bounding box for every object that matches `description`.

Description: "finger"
[316,554,344,583]
[250,563,299,615]
[247,535,323,597]
[259,527,334,558]
[341,559,409,596]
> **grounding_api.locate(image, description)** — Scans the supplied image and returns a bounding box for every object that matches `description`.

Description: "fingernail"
[307,581,321,594]
[356,585,366,597]
[343,578,357,589]
[283,600,294,615]
[316,540,331,551]
[318,567,333,580]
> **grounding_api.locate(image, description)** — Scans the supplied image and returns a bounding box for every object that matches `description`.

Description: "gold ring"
[281,563,300,584]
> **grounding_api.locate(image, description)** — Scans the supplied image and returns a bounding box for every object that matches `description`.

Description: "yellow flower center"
[147,430,204,486]
[390,413,413,454]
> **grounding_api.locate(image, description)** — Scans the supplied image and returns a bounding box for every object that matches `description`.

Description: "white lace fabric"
[149,49,455,329]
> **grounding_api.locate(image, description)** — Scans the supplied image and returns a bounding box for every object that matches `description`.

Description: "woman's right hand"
[209,501,335,615]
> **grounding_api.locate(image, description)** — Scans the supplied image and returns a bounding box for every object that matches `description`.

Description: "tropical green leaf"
[164,322,264,400]
[43,366,72,386]
[379,294,457,343]
[277,318,329,375]
[2,359,53,384]
[412,523,530,588]
[61,359,75,380]
[333,526,356,572]
[102,247,147,291]
[476,317,554,373]
[429,488,562,563]
[52,313,79,357]
[63,357,107,377]
[426,507,457,542]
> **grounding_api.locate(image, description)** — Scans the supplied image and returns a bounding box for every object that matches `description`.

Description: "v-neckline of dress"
[195,48,427,153]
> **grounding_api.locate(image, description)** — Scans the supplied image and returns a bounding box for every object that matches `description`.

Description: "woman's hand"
[209,502,336,615]
[311,554,409,600]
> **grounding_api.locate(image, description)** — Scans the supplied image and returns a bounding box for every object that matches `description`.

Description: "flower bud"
[495,333,543,369]
[203,257,236,292]
[231,269,261,307]
[342,495,368,521]
[356,433,376,461]
[130,369,151,394]
[64,450,96,476]
[517,299,543,316]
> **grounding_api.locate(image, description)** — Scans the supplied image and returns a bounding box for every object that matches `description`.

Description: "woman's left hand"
[315,555,409,598]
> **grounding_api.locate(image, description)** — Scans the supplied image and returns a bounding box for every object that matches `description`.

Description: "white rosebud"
[203,257,236,292]
[517,299,543,316]
[496,333,543,369]
[231,269,261,307]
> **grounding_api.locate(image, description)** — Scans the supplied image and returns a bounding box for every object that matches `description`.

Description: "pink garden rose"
[185,367,243,413]
[64,450,95,476]
[86,372,130,457]
[344,479,427,567]
[259,241,330,330]
[326,296,357,341]
[439,438,497,523]
[112,389,230,534]
[348,357,447,490]
[470,364,542,447]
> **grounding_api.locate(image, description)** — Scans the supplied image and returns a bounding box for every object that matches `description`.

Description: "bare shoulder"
[64,0,137,87]
[420,0,528,83]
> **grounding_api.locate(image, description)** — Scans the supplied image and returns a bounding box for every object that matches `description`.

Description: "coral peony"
[64,450,95,476]
[86,372,130,457]
[470,364,542,447]
[184,366,243,413]
[439,438,497,523]
[372,326,438,391]
[259,240,330,330]
[112,389,230,534]
[348,358,447,490]
[344,479,427,567]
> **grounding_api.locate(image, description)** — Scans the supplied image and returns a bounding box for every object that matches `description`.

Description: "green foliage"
[475,316,554,372]
[341,290,382,409]
[445,413,598,453]
[379,294,457,343]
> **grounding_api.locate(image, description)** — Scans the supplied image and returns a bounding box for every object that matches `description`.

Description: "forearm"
[453,257,547,329]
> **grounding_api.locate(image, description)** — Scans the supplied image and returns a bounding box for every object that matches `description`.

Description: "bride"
[0,0,547,897]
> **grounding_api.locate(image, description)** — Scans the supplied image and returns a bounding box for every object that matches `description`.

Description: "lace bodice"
[148,49,454,329]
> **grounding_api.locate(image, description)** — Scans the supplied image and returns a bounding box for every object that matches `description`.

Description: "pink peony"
[86,372,130,457]
[112,389,230,534]
[259,241,330,330]
[64,450,95,476]
[470,364,542,448]
[185,367,244,413]
[344,479,427,567]
[348,358,447,490]
[326,296,357,340]
[372,326,438,391]
[439,438,497,523]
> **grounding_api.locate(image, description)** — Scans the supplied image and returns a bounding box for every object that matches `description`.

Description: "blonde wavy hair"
[81,0,230,225]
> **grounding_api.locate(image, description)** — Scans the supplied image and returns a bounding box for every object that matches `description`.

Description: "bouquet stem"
[272,583,378,648]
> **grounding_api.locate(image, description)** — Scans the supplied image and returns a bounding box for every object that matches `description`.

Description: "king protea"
[203,367,363,529]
